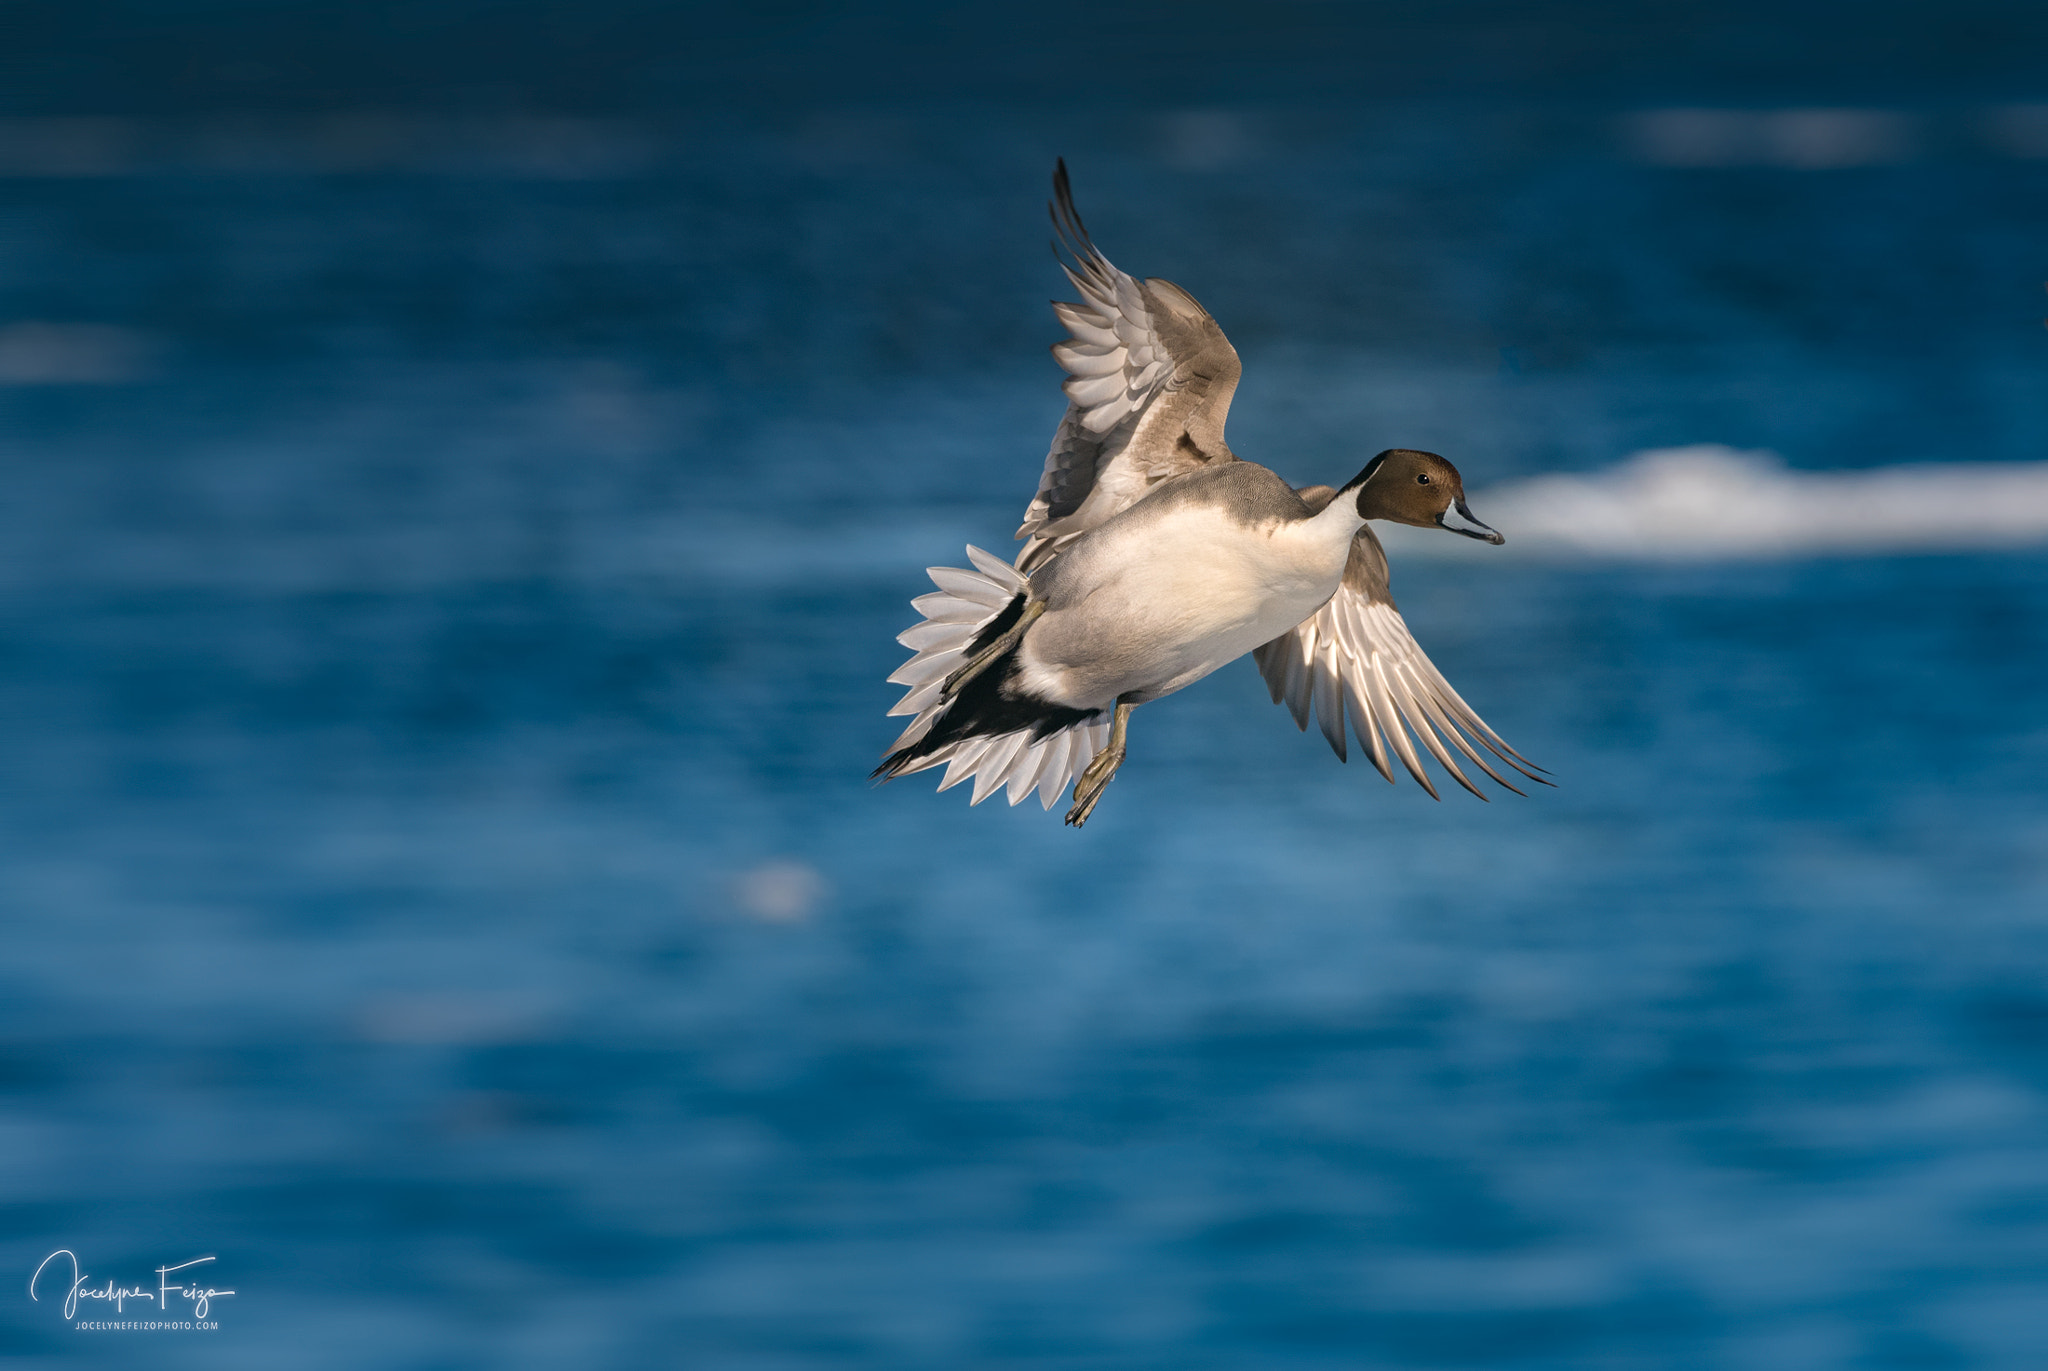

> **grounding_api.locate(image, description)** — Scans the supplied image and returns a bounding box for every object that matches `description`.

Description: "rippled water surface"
[5,13,2048,1365]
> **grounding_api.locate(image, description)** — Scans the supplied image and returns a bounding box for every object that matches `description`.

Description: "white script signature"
[29,1250,234,1320]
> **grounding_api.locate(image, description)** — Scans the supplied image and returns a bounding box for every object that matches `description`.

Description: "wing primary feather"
[1050,158,1108,281]
[1279,632,1312,730]
[1046,730,1082,810]
[1405,647,1549,776]
[909,591,991,624]
[937,737,989,793]
[1009,735,1054,806]
[887,717,941,760]
[888,650,953,688]
[1042,730,1079,809]
[1390,665,1487,801]
[887,679,943,716]
[971,732,1027,806]
[1313,644,1347,761]
[1252,641,1289,706]
[1365,656,1440,799]
[1342,673,1397,784]
[1355,598,1547,789]
[926,567,1013,607]
[1402,650,1548,784]
[963,544,1029,586]
[897,619,977,652]
[1035,735,1067,810]
[1407,680,1527,796]
[1335,600,1398,783]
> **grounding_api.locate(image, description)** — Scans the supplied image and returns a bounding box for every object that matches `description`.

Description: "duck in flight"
[875,161,1546,826]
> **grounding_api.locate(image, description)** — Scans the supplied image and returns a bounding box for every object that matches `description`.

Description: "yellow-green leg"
[1064,699,1133,828]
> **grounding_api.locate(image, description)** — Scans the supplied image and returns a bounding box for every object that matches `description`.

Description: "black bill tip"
[1441,499,1505,544]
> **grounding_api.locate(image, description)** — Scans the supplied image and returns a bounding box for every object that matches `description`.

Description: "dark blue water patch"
[11,0,2048,114]
[0,109,2044,466]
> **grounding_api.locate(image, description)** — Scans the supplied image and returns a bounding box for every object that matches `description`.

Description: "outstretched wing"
[1252,500,1548,800]
[1016,160,1244,572]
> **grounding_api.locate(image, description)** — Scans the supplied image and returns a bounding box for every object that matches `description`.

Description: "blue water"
[5,11,2048,1365]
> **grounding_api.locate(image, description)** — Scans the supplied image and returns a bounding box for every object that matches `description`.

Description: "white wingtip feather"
[963,544,1028,587]
[1037,732,1075,809]
[883,550,1111,817]
[970,732,1027,805]
[1008,734,1053,806]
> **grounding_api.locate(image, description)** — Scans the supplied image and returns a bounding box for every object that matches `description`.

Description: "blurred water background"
[4,2,2048,1367]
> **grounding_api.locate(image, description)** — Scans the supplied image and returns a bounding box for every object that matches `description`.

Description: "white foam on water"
[1421,446,2048,560]
[731,860,828,923]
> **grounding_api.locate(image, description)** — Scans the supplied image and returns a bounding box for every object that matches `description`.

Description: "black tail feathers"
[873,647,1099,784]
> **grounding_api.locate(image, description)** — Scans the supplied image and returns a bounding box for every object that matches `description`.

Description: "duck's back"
[1029,464,1305,604]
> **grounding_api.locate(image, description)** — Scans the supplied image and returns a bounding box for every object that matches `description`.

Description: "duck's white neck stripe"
[1305,488,1366,537]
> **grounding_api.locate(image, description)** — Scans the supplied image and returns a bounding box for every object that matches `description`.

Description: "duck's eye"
[1416,473,1431,485]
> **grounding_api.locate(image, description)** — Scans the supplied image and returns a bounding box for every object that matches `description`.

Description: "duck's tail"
[874,546,1109,810]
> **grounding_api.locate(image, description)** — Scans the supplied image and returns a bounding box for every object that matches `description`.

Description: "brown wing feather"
[1016,161,1242,571]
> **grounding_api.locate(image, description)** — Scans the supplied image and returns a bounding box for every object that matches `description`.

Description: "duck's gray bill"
[1440,499,1506,544]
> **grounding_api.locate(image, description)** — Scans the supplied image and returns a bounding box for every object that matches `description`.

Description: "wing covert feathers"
[1016,160,1243,570]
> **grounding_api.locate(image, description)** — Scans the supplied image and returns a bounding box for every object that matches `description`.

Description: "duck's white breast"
[1018,502,1353,708]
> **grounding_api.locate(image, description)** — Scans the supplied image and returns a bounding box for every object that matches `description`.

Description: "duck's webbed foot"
[1064,700,1134,828]
[1064,745,1124,827]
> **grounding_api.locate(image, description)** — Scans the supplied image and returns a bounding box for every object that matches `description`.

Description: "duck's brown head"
[1342,448,1504,544]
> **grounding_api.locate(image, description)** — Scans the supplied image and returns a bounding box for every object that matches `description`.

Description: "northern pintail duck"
[876,161,1546,826]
